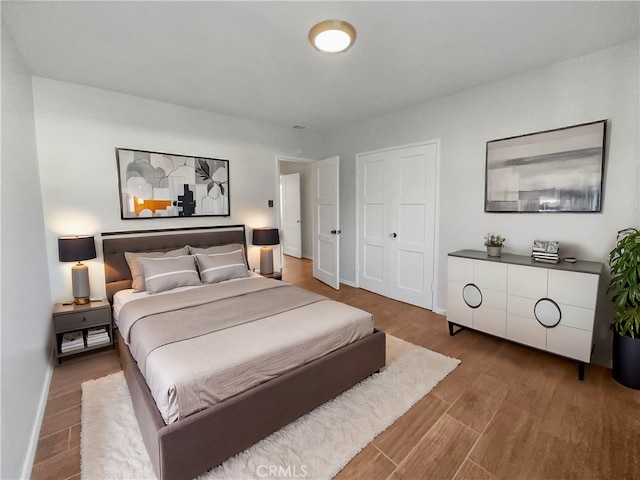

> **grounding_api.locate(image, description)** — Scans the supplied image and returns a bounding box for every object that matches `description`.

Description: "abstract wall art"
[116,148,230,219]
[484,120,606,213]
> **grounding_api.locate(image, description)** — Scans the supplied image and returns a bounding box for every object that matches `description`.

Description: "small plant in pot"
[607,227,640,390]
[484,233,505,257]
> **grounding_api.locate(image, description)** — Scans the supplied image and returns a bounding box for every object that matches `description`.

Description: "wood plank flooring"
[31,256,640,479]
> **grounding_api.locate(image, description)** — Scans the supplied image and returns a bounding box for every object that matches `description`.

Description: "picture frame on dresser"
[115,148,230,219]
[484,119,606,213]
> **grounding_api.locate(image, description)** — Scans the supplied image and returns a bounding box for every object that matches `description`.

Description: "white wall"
[323,41,639,367]
[31,79,323,302]
[1,23,53,479]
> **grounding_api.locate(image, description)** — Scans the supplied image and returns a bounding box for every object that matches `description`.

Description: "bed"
[102,225,386,480]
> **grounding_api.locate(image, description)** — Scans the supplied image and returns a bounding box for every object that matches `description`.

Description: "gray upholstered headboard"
[102,225,247,303]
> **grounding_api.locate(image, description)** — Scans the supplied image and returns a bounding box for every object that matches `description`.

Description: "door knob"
[331,230,342,235]
[390,232,397,238]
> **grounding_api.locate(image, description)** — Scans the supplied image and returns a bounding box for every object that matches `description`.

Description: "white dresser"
[447,250,602,379]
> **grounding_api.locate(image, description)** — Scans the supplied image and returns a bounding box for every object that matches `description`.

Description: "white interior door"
[313,156,340,289]
[280,173,302,258]
[358,151,389,295]
[358,142,437,309]
[389,144,436,308]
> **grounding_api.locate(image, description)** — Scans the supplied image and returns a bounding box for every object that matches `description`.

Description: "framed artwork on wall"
[484,119,606,213]
[115,148,230,219]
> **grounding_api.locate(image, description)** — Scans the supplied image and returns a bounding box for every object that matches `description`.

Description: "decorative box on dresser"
[52,299,113,363]
[447,250,603,380]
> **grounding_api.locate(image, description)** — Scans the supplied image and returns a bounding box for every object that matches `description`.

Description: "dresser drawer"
[506,313,547,350]
[507,295,536,319]
[548,270,599,309]
[508,264,547,299]
[447,297,474,328]
[557,303,595,331]
[481,288,506,311]
[54,307,110,331]
[546,324,593,362]
[448,257,473,284]
[474,306,506,337]
[474,260,507,292]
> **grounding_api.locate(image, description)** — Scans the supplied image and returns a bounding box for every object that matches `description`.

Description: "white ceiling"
[3,1,639,131]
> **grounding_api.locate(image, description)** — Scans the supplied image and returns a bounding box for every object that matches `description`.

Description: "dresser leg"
[578,362,585,381]
[448,321,466,336]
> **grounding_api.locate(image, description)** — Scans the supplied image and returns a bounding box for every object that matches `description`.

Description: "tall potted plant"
[607,227,640,389]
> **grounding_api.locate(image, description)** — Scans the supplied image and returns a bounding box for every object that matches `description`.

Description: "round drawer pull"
[462,283,482,309]
[82,317,87,322]
[534,298,561,328]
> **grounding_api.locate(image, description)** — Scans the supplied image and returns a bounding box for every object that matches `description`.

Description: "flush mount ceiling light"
[308,19,356,53]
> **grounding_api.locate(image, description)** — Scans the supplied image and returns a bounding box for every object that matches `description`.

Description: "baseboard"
[340,278,357,288]
[433,306,447,316]
[21,354,55,479]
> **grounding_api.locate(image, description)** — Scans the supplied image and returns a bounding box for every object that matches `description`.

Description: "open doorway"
[278,155,341,290]
[278,158,314,261]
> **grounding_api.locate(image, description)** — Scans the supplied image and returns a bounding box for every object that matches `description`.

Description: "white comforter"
[114,277,374,424]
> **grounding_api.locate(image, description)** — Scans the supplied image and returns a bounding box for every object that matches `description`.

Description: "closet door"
[388,144,437,308]
[357,142,438,310]
[358,150,389,296]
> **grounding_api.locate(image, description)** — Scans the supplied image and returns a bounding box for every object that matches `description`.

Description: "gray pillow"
[125,247,189,292]
[195,250,250,284]
[138,255,201,294]
[188,243,248,268]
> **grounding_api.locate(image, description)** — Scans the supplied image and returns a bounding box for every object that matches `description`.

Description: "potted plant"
[607,227,640,390]
[484,233,505,257]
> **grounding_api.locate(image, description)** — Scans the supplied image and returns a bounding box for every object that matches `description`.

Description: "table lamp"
[252,228,280,275]
[58,235,96,305]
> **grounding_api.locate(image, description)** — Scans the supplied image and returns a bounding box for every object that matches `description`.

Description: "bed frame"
[102,225,386,480]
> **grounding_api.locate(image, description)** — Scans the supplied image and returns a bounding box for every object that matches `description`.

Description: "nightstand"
[52,300,113,363]
[254,268,282,280]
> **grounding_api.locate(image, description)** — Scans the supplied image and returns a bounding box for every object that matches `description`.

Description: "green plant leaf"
[608,228,640,339]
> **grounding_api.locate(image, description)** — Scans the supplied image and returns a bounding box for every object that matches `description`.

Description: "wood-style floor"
[32,256,640,480]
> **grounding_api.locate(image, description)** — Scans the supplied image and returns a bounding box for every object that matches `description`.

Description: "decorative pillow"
[195,250,250,284]
[138,255,201,294]
[188,243,248,269]
[125,247,189,292]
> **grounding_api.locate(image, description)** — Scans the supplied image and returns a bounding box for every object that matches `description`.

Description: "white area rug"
[81,335,459,480]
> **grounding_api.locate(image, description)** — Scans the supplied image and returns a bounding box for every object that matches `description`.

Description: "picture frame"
[484,120,606,213]
[115,148,230,219]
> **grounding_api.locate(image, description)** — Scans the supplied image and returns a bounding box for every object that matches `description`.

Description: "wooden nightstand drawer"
[54,308,110,331]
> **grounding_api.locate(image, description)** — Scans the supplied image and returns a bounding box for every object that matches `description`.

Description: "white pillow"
[124,247,189,292]
[138,255,201,294]
[189,243,248,268]
[195,250,250,284]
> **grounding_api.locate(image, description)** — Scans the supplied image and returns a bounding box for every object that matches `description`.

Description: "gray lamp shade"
[58,236,96,262]
[252,228,280,246]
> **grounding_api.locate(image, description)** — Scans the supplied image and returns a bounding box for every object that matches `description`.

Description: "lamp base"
[71,262,91,305]
[259,247,274,275]
[74,296,90,305]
